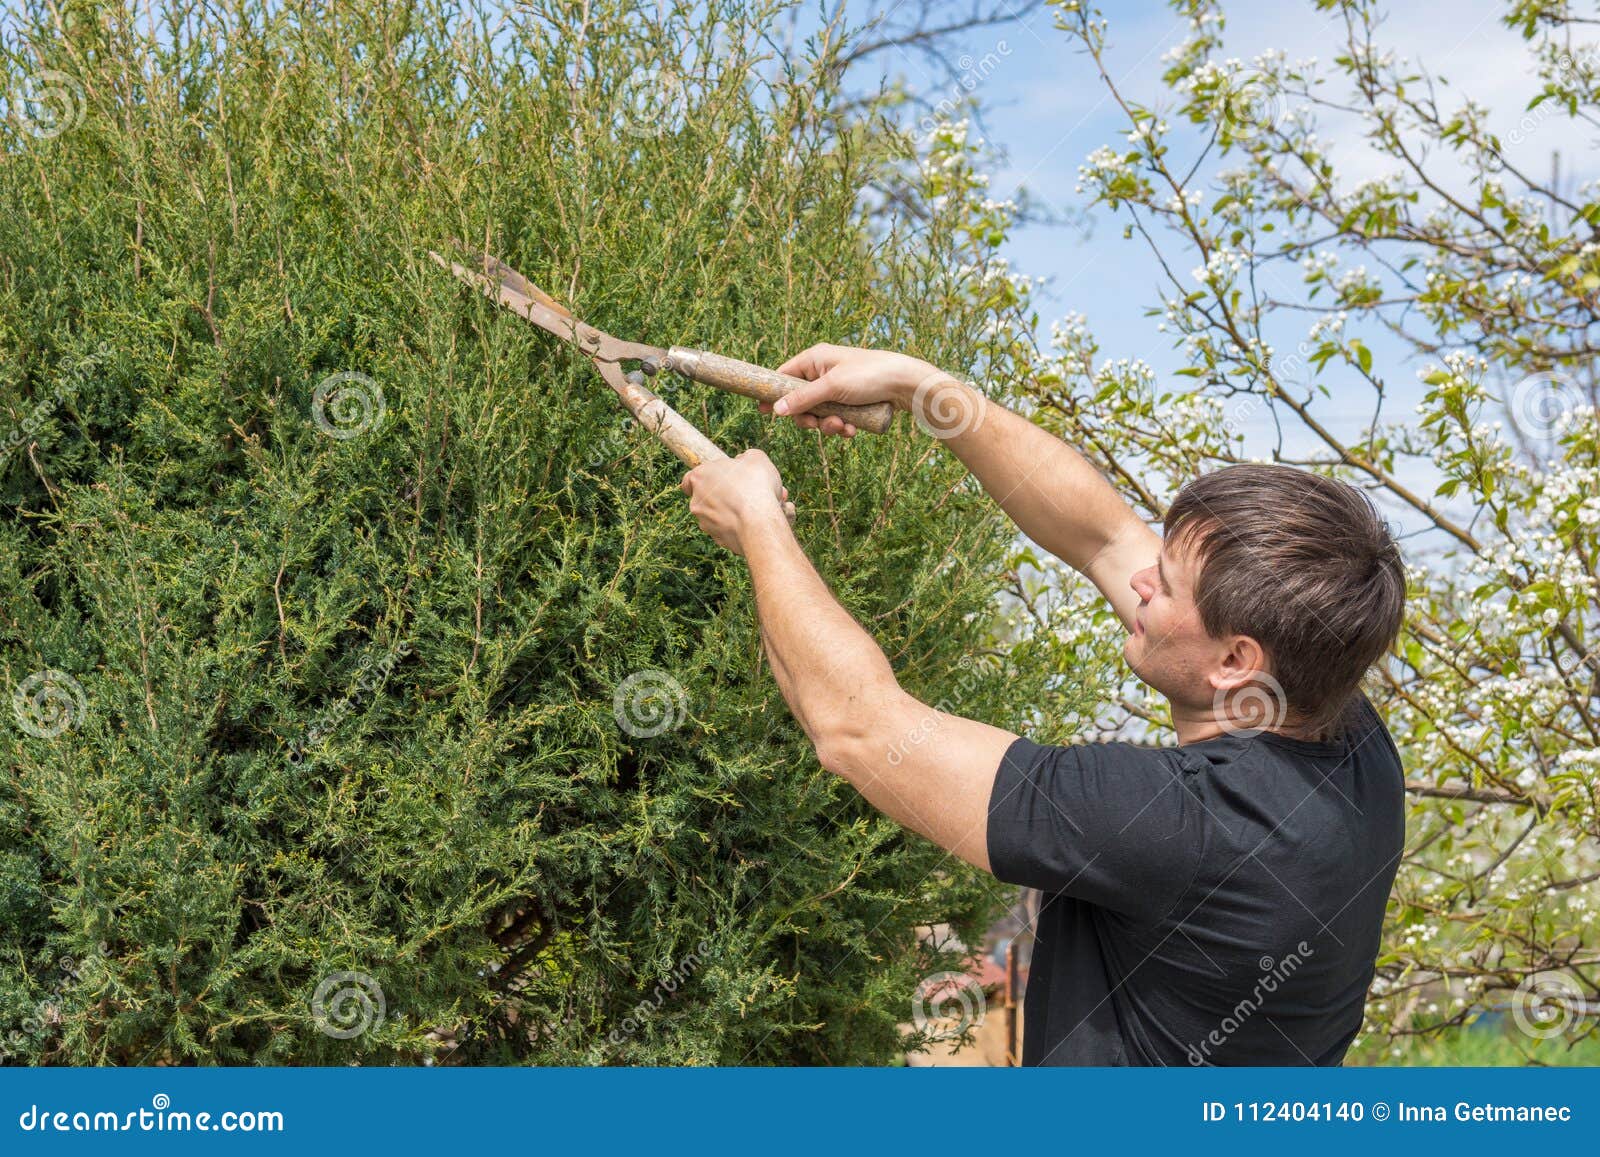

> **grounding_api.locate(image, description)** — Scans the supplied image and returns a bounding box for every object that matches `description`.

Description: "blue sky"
[855,0,1596,541]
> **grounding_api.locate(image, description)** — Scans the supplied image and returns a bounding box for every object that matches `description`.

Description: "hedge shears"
[428,245,893,518]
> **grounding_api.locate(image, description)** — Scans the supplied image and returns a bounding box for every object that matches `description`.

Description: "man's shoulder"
[1345,691,1406,770]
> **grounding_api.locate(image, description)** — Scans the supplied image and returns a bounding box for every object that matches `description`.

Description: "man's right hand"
[767,343,942,437]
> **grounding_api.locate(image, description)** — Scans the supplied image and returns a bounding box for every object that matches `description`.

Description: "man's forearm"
[679,445,1018,870]
[912,376,1147,575]
[738,506,899,754]
[736,503,1013,869]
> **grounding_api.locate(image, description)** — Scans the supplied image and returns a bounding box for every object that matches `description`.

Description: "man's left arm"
[682,450,1019,873]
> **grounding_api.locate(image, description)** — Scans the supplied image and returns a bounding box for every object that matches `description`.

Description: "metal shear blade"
[430,247,662,366]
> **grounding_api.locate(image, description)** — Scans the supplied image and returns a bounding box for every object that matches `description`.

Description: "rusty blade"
[431,245,663,364]
[480,256,569,316]
[428,249,585,346]
[446,239,572,318]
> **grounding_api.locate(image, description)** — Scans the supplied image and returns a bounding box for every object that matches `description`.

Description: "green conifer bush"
[0,0,1076,1063]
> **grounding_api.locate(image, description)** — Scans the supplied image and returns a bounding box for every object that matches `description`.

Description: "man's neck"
[1171,705,1330,746]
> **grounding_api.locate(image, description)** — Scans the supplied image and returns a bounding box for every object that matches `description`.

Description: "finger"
[773,376,838,417]
[819,415,847,437]
[776,343,829,380]
[680,471,695,495]
[794,413,820,431]
[758,401,774,414]
[842,422,857,438]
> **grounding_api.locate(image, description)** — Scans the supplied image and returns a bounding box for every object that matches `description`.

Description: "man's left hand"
[680,449,790,555]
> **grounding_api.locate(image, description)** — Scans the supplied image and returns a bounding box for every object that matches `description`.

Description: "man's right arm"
[771,344,1160,632]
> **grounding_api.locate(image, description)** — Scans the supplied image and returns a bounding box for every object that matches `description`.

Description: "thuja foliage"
[0,0,1078,1063]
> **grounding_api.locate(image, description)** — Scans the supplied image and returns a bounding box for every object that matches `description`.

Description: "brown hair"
[1164,464,1406,739]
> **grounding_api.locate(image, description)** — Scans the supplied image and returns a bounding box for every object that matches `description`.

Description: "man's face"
[1124,533,1227,714]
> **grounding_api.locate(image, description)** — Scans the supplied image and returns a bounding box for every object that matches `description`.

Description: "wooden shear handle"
[664,347,895,435]
[608,367,796,524]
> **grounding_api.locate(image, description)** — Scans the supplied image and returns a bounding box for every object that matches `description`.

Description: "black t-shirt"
[986,694,1404,1066]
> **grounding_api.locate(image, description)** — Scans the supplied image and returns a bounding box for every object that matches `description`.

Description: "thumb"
[773,376,838,417]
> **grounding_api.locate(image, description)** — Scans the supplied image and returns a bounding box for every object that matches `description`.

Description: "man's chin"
[1123,639,1161,693]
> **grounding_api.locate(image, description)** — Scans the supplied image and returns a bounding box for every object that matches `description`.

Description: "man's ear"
[1209,634,1272,692]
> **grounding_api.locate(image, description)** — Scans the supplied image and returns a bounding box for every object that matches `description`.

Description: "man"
[679,344,1407,1066]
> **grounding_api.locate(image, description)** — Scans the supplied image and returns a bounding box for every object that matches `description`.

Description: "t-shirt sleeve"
[986,735,1207,923]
